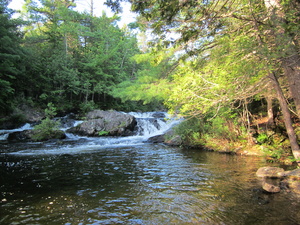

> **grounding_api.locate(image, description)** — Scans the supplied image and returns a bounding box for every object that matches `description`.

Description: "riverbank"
[160,115,300,166]
[184,138,297,166]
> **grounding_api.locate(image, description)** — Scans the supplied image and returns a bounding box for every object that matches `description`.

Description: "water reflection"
[1,144,300,224]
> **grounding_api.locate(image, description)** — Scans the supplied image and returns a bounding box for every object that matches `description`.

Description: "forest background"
[1,0,300,165]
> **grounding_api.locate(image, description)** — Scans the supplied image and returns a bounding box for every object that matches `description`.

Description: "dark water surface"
[1,143,300,225]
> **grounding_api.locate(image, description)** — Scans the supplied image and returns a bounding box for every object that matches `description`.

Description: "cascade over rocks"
[68,110,137,137]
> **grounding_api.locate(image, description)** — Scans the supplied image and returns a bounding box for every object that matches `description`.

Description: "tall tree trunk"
[270,72,300,165]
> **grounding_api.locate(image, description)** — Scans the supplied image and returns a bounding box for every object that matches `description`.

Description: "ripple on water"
[1,144,300,224]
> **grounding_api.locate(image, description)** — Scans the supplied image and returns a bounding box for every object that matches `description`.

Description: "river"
[0,112,299,224]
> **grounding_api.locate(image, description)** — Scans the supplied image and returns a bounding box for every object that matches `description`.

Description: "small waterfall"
[3,112,181,155]
[0,133,9,141]
[0,123,33,141]
[128,112,179,137]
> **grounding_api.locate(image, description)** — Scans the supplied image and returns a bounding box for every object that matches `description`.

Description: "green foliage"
[0,113,26,129]
[44,102,57,118]
[32,102,60,141]
[256,133,269,144]
[107,0,300,162]
[5,0,143,112]
[98,130,109,136]
[172,105,249,149]
[111,48,176,105]
[173,117,206,146]
[262,146,286,161]
[79,101,97,114]
[0,1,26,112]
[32,117,61,141]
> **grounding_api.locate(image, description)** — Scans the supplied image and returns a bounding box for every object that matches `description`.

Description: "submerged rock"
[68,110,137,137]
[262,178,281,193]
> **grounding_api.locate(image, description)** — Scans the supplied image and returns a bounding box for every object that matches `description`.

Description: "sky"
[8,0,136,26]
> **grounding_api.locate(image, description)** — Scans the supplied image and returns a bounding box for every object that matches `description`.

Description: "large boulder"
[7,130,36,141]
[68,110,137,137]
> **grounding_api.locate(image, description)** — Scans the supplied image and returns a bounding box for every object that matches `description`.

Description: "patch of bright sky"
[8,0,136,27]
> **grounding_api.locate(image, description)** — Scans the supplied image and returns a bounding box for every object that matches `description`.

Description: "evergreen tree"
[0,0,25,113]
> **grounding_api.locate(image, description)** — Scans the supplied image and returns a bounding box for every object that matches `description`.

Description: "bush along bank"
[166,113,300,166]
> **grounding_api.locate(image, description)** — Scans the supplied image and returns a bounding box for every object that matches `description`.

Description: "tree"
[111,47,176,105]
[76,12,141,108]
[32,102,63,141]
[105,0,300,164]
[263,0,300,117]
[19,0,142,111]
[0,0,25,113]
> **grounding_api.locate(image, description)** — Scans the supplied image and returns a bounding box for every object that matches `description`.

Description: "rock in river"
[68,110,137,137]
[256,166,300,194]
[256,167,285,178]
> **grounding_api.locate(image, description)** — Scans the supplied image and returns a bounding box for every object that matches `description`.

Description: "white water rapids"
[0,112,181,155]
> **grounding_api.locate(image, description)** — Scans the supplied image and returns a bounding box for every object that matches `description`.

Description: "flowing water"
[0,112,299,225]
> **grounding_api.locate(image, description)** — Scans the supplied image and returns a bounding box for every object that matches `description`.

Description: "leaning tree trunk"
[270,72,300,165]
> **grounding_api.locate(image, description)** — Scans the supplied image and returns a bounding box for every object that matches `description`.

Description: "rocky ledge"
[68,110,137,137]
[5,110,138,142]
[256,166,300,194]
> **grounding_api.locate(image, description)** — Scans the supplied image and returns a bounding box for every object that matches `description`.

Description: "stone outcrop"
[68,110,137,137]
[146,128,183,146]
[164,135,182,146]
[256,166,300,194]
